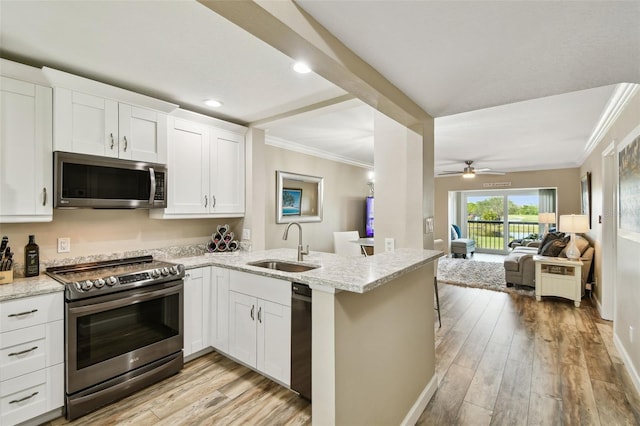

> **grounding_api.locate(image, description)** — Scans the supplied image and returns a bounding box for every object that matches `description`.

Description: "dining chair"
[333,231,364,257]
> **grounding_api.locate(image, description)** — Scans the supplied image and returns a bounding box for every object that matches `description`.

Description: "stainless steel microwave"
[54,152,167,209]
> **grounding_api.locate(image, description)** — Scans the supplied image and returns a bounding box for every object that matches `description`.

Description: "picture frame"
[580,171,592,228]
[282,188,302,216]
[618,125,640,241]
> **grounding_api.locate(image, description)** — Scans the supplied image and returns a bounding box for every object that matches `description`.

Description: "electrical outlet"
[384,238,395,253]
[57,237,71,253]
[630,326,635,343]
[242,228,251,240]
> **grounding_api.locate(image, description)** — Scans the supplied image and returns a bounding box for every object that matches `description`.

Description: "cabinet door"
[256,300,291,385]
[166,118,209,214]
[183,267,211,357]
[118,104,167,163]
[228,291,257,367]
[0,77,53,222]
[210,267,230,352]
[53,88,118,157]
[209,129,245,214]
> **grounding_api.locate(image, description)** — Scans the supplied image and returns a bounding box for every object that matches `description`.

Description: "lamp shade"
[538,212,556,224]
[559,214,590,233]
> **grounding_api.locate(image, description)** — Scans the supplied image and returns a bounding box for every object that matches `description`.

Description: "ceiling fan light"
[462,170,475,178]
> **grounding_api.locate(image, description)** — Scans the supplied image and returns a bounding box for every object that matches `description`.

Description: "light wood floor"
[46,283,639,425]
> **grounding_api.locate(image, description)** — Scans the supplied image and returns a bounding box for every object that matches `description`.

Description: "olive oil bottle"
[24,235,39,277]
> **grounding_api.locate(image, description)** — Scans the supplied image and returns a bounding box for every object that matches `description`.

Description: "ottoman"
[451,238,475,259]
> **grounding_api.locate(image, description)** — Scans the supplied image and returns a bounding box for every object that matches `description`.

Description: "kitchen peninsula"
[0,247,440,425]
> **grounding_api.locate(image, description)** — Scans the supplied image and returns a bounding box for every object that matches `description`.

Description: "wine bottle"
[24,235,39,277]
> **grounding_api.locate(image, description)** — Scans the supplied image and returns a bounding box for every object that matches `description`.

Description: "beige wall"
[312,263,435,425]
[0,209,239,269]
[434,168,582,246]
[580,89,640,389]
[263,145,370,253]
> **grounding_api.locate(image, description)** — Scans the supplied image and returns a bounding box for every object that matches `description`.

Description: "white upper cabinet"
[210,129,245,215]
[0,69,53,223]
[151,111,246,219]
[44,67,175,163]
[53,88,168,163]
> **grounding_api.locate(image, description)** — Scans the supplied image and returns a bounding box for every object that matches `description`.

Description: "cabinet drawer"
[0,325,46,381]
[0,364,63,425]
[230,271,290,306]
[0,293,63,332]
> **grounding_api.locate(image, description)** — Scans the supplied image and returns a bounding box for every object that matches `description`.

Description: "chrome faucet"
[283,222,309,261]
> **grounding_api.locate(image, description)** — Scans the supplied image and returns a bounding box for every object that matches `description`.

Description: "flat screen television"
[365,196,374,237]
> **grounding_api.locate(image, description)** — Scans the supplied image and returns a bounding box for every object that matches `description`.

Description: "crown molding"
[265,135,373,169]
[583,83,639,158]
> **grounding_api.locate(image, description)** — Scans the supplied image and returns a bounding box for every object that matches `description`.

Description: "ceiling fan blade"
[474,168,491,173]
[438,171,463,175]
[476,171,506,175]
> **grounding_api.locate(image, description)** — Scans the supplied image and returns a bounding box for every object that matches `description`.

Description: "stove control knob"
[161,267,170,276]
[106,276,117,286]
[81,280,93,291]
[169,266,178,275]
[73,282,82,291]
[94,278,106,289]
[151,269,160,278]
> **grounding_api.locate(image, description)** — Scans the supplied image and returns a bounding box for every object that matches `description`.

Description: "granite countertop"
[0,248,442,302]
[173,248,442,294]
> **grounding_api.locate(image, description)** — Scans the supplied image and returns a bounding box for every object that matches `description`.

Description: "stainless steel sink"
[247,260,320,273]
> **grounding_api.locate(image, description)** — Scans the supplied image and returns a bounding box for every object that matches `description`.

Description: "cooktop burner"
[46,255,185,301]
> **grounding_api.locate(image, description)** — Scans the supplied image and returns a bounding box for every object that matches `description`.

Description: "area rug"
[437,257,534,295]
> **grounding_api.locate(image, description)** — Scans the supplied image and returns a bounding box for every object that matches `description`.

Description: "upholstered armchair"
[450,224,475,259]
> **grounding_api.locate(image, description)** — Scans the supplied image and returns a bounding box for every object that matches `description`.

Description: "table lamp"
[559,214,590,260]
[538,212,556,238]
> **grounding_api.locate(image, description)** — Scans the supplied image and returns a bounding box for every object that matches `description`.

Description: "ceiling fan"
[438,160,506,178]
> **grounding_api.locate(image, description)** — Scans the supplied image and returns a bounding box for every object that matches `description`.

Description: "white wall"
[580,89,640,393]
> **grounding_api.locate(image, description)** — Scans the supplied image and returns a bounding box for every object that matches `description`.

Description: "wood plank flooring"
[46,283,639,425]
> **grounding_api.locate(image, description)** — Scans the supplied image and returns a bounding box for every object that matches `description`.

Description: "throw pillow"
[538,232,565,254]
[450,226,458,240]
[540,236,570,257]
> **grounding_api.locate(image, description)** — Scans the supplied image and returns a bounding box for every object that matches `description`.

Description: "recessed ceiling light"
[293,62,312,74]
[204,99,223,108]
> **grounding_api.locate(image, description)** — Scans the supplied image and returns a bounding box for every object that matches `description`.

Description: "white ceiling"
[1,1,639,175]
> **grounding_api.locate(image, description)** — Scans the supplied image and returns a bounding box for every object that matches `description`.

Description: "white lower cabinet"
[183,267,211,357]
[228,271,291,385]
[209,267,230,353]
[0,292,64,425]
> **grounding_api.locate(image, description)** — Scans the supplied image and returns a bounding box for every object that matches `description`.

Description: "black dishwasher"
[291,282,312,401]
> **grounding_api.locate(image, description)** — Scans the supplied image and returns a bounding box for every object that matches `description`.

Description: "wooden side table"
[534,255,583,307]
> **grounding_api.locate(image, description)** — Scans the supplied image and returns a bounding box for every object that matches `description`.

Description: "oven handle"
[68,284,181,315]
[148,167,156,206]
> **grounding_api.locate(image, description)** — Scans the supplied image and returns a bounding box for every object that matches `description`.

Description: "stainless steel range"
[46,255,185,420]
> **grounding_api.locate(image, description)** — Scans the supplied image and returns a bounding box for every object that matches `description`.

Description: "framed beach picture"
[282,188,302,216]
[618,125,640,242]
[581,171,592,228]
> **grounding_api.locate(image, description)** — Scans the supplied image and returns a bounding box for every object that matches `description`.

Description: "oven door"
[66,280,183,395]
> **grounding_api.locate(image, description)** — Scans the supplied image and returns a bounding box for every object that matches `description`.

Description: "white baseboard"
[401,374,438,426]
[613,333,640,397]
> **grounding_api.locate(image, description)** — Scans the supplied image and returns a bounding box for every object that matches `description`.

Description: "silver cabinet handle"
[42,187,47,206]
[258,307,262,323]
[9,346,38,357]
[10,392,38,404]
[123,136,128,152]
[8,309,37,318]
[148,167,156,205]
[250,305,255,321]
[204,195,208,208]
[110,133,115,149]
[184,273,191,279]
[212,195,216,208]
